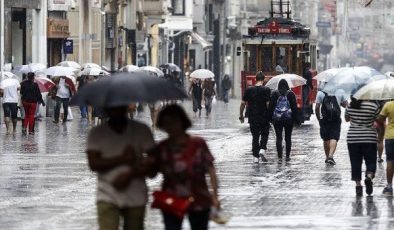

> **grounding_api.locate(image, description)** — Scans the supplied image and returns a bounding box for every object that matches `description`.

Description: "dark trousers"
[204,96,213,113]
[54,97,69,122]
[192,95,202,113]
[347,143,377,181]
[250,121,270,157]
[223,89,229,103]
[274,121,294,158]
[163,209,210,230]
[302,86,310,117]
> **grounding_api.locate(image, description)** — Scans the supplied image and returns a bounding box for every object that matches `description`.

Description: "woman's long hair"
[278,79,290,95]
[350,96,362,109]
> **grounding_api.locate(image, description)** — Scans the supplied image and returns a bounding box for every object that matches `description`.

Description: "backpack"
[272,91,292,121]
[321,92,341,122]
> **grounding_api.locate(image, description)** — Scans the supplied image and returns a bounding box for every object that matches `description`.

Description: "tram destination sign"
[255,20,291,34]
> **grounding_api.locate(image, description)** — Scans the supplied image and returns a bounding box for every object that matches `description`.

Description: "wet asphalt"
[0,100,393,230]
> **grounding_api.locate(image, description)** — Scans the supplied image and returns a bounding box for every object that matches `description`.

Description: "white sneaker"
[253,157,260,164]
[259,149,268,162]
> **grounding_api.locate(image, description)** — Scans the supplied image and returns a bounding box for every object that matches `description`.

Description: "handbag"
[151,138,199,219]
[151,190,194,219]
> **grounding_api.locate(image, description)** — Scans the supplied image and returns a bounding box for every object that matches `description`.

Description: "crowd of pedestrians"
[4,65,394,229]
[238,71,394,198]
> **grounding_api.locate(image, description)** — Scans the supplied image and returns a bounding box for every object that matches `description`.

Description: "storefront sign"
[5,0,41,9]
[47,18,70,39]
[63,39,73,54]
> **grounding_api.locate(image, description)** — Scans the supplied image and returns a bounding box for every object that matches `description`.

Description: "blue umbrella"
[322,66,386,96]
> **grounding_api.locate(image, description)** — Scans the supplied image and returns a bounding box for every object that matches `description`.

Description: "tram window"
[262,47,272,72]
[276,47,288,73]
[248,46,257,73]
[291,45,298,74]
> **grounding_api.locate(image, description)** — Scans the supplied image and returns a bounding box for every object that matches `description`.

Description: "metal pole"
[101,5,105,67]
[0,0,4,75]
[0,0,3,124]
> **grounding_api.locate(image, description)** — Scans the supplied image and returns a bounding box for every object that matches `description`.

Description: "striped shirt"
[345,101,380,143]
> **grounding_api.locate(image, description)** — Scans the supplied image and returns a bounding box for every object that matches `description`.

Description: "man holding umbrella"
[53,76,73,124]
[239,71,271,163]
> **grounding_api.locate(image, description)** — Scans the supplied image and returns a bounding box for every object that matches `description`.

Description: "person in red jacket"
[20,72,45,134]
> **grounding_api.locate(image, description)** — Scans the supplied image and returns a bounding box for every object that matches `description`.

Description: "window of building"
[172,0,185,15]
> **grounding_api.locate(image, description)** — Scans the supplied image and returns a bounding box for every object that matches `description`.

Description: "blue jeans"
[223,90,229,103]
[80,106,88,118]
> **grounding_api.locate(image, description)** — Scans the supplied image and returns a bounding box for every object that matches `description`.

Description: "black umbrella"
[70,72,187,107]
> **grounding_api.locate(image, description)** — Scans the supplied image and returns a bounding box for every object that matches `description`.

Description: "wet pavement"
[0,100,394,229]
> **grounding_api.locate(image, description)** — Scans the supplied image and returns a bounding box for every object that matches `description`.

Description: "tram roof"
[242,37,315,45]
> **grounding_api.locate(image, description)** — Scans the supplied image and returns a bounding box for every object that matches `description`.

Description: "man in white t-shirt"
[315,89,348,165]
[54,77,71,123]
[86,106,155,230]
[0,83,20,134]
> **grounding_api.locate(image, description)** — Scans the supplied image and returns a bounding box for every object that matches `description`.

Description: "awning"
[191,32,213,51]
[158,18,193,31]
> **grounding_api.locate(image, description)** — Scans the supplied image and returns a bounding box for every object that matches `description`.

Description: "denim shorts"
[385,139,394,162]
[3,103,18,119]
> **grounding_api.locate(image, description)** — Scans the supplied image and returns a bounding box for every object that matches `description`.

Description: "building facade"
[3,0,47,68]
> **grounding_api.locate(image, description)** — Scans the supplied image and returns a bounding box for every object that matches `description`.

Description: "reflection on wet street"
[1,100,394,229]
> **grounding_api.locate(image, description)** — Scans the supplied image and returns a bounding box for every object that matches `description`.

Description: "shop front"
[47,18,70,66]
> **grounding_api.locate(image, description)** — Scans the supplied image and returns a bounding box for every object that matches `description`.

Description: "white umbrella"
[46,66,77,77]
[265,74,307,90]
[140,66,164,77]
[353,78,394,100]
[0,78,20,89]
[190,69,215,79]
[102,66,110,72]
[120,65,140,72]
[322,66,386,95]
[313,68,345,83]
[15,63,47,74]
[80,67,110,76]
[57,61,81,69]
[82,63,101,70]
[1,71,18,80]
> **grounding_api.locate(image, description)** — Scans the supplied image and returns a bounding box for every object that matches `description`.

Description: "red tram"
[241,17,318,121]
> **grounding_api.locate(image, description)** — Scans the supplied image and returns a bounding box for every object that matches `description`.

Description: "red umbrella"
[22,77,56,93]
[35,77,56,92]
[64,76,77,94]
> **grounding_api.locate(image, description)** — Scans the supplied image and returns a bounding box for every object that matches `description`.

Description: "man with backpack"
[240,72,271,163]
[315,89,348,165]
